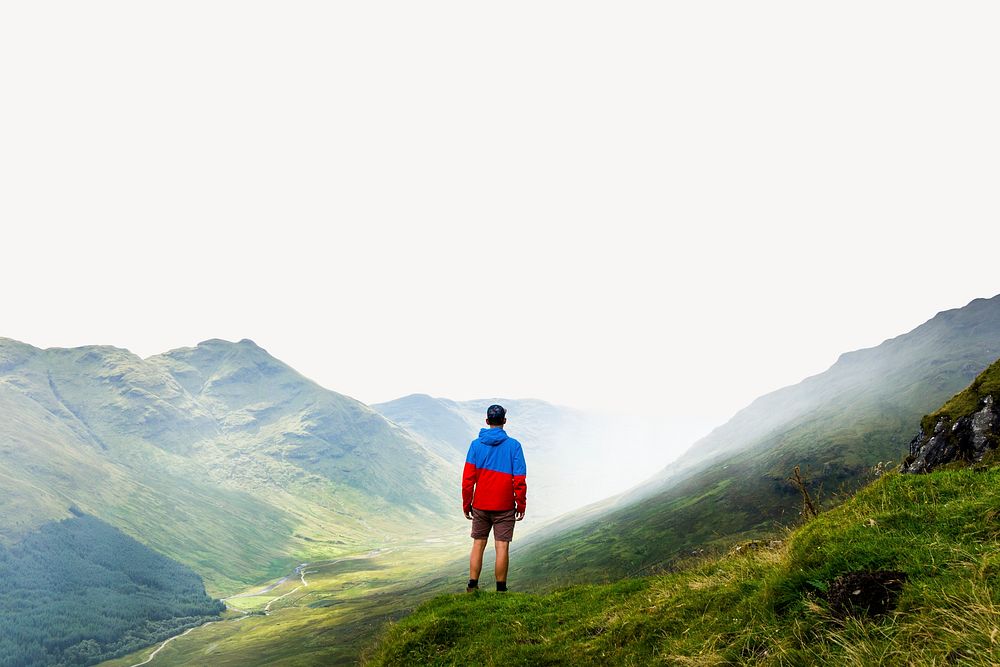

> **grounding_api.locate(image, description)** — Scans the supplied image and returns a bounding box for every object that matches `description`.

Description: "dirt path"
[127,620,228,667]
[126,563,311,667]
[263,564,309,613]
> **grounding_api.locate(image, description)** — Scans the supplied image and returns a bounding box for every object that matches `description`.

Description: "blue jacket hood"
[478,427,509,446]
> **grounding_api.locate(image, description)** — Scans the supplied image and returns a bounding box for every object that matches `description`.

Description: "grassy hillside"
[508,295,1000,588]
[0,368,296,593]
[365,463,1000,665]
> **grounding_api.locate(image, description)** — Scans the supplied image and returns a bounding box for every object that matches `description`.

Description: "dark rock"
[900,395,999,473]
[826,570,907,617]
[971,395,997,459]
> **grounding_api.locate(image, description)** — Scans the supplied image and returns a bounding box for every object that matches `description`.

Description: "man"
[462,404,527,593]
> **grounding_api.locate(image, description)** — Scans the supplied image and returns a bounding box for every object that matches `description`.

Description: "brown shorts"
[470,508,516,542]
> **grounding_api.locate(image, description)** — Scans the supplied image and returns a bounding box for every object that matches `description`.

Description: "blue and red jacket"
[462,427,527,513]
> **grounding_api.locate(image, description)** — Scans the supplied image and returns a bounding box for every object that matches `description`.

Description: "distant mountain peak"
[163,338,282,367]
[193,337,264,350]
[921,293,1000,326]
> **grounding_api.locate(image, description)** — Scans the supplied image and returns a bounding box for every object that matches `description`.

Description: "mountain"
[372,394,479,461]
[373,395,666,522]
[508,294,1000,587]
[366,356,1000,666]
[0,338,459,593]
[149,339,455,510]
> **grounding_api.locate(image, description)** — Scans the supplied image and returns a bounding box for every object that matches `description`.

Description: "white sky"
[2,2,999,460]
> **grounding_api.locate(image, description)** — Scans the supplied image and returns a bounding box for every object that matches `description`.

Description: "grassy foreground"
[364,466,1000,665]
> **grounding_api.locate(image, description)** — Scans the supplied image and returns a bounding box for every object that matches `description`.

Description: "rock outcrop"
[901,394,999,473]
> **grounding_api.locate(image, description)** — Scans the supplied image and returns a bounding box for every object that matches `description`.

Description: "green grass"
[364,466,1000,665]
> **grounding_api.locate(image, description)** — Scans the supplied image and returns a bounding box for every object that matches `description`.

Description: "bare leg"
[495,540,510,583]
[469,538,488,581]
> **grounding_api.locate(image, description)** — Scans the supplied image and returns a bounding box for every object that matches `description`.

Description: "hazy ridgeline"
[508,295,1000,588]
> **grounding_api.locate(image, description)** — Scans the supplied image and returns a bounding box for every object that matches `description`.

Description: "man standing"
[462,404,527,593]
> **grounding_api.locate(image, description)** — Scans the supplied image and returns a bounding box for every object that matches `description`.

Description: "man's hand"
[465,509,474,520]
[515,511,524,521]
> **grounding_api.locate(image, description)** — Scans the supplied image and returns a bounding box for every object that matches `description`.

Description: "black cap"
[486,404,506,425]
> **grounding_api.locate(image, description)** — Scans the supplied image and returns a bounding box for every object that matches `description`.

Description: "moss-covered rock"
[903,359,1000,473]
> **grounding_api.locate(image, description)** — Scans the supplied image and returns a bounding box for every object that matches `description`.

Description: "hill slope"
[0,338,459,593]
[509,295,1000,587]
[365,360,1000,665]
[367,466,1000,666]
[0,514,224,667]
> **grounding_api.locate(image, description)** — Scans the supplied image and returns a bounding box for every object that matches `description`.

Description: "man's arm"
[462,443,478,519]
[512,442,527,520]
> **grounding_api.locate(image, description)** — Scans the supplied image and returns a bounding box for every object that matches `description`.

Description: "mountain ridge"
[0,337,462,593]
[508,293,1000,588]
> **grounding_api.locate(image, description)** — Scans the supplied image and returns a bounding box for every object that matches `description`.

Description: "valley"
[4,295,1000,666]
[101,537,469,667]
